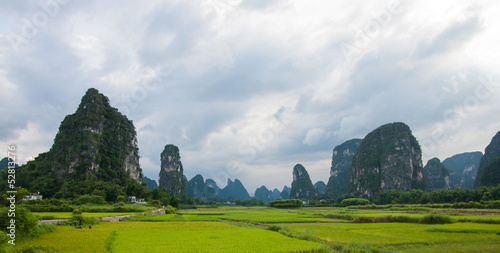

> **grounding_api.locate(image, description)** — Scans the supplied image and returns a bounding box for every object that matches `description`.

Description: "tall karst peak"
[424,158,450,191]
[159,144,186,196]
[16,88,142,198]
[290,164,316,200]
[348,122,425,197]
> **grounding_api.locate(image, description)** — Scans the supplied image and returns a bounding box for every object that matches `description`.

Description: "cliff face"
[159,144,186,196]
[474,131,500,187]
[16,88,142,197]
[442,152,482,189]
[219,178,250,200]
[424,158,450,191]
[348,122,425,197]
[325,139,362,197]
[289,164,316,200]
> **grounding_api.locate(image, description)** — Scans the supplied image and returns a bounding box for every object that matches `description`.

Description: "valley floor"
[13,206,500,252]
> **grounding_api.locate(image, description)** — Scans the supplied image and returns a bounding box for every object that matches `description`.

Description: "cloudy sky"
[1,0,499,195]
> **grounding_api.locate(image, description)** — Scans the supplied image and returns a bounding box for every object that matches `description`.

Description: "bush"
[0,207,38,240]
[267,225,282,232]
[163,205,177,214]
[420,214,452,224]
[269,199,302,209]
[341,198,370,206]
[75,194,107,205]
[64,215,99,226]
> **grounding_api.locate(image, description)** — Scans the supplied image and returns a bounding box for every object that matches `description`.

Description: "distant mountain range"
[4,88,499,202]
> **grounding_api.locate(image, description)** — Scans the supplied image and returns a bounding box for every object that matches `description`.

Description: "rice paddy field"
[13,205,500,252]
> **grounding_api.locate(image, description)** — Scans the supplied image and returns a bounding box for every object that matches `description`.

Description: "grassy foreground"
[14,205,500,252]
[15,222,324,253]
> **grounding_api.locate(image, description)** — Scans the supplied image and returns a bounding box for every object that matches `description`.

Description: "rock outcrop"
[186,174,205,199]
[16,88,142,198]
[424,158,450,191]
[254,186,273,203]
[325,139,362,197]
[159,144,186,196]
[442,152,482,189]
[289,164,316,200]
[219,178,250,200]
[474,131,500,187]
[348,122,425,197]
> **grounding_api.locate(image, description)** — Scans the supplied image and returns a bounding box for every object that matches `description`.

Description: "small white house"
[128,196,146,204]
[24,192,43,201]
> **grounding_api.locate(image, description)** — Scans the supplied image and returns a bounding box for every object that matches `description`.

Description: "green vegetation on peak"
[475,130,500,188]
[159,144,186,196]
[8,88,145,200]
[348,122,425,197]
[424,158,451,191]
[289,164,316,200]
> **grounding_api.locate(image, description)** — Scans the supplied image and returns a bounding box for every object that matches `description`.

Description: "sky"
[1,0,499,195]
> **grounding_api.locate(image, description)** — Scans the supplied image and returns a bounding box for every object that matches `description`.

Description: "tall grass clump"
[340,198,370,207]
[419,213,453,224]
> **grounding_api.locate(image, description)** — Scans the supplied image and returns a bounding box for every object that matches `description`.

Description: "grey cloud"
[415,15,483,59]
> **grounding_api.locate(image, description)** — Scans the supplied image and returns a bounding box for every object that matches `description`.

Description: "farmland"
[13,205,500,252]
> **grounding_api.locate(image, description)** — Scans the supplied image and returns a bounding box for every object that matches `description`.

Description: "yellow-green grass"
[16,222,324,253]
[111,222,324,253]
[285,222,500,246]
[135,214,221,222]
[33,212,137,219]
[179,207,331,223]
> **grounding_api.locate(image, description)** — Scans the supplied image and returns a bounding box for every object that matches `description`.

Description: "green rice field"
[13,206,500,252]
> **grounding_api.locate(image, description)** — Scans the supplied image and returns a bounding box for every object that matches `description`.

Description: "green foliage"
[476,157,500,187]
[289,164,317,200]
[269,199,303,208]
[234,199,265,206]
[72,208,82,215]
[371,184,500,205]
[0,206,50,242]
[163,205,177,214]
[341,198,370,206]
[64,213,99,226]
[10,88,145,200]
[348,122,424,196]
[74,194,107,205]
[420,213,453,224]
[267,225,282,232]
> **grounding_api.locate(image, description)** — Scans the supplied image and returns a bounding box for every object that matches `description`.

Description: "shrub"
[76,194,107,205]
[163,205,177,214]
[65,215,99,226]
[341,198,370,206]
[267,225,282,232]
[269,199,303,209]
[419,214,452,224]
